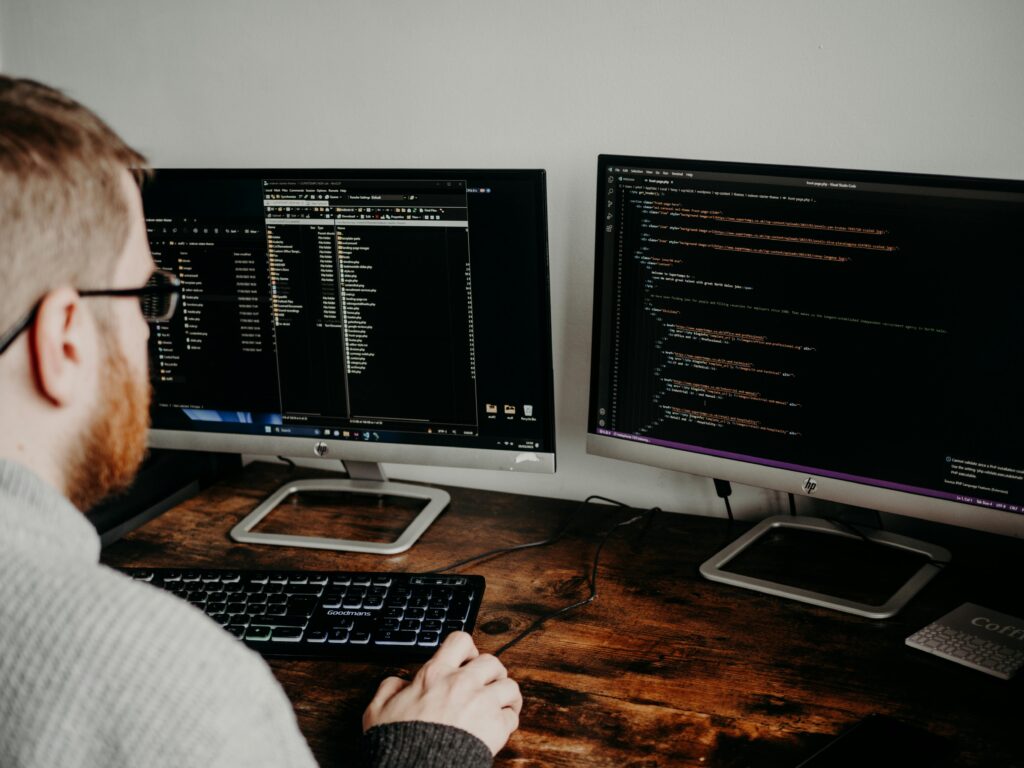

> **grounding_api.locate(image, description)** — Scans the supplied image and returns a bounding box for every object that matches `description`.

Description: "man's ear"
[29,287,96,407]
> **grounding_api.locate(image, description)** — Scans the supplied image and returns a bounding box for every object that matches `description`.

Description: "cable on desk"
[788,492,797,517]
[492,504,657,658]
[276,456,297,471]
[427,494,629,575]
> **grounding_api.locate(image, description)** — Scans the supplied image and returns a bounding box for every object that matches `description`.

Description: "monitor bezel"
[146,167,556,475]
[587,153,1024,537]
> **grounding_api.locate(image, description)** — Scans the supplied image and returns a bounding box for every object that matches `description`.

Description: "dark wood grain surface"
[102,462,1024,767]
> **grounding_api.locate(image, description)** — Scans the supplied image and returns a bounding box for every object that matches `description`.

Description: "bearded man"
[0,75,520,768]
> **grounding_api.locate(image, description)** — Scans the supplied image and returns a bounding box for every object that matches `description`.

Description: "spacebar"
[374,630,418,645]
[250,616,308,627]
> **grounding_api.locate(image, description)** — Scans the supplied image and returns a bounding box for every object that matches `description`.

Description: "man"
[0,75,521,767]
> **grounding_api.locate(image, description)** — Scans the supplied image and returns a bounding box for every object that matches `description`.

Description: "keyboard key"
[272,627,303,642]
[245,626,272,641]
[306,630,328,643]
[328,628,350,644]
[448,600,471,622]
[286,584,324,596]
[350,631,371,645]
[418,632,440,647]
[287,596,318,616]
[251,615,308,628]
[375,630,418,646]
[363,596,385,609]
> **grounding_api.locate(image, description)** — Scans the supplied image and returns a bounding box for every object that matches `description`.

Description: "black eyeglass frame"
[0,269,181,356]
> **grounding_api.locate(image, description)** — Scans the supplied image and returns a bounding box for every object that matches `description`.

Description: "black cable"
[788,492,797,517]
[493,507,651,657]
[428,494,628,574]
[277,456,296,470]
[713,478,734,522]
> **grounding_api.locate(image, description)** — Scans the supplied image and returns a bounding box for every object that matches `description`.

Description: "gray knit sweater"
[0,459,492,768]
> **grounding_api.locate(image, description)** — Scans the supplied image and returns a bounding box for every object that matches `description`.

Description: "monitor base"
[229,461,450,555]
[699,515,951,619]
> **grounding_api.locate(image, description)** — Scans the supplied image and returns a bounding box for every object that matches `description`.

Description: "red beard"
[66,342,150,512]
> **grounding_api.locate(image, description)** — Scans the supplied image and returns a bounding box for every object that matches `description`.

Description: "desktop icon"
[504,404,516,415]
[485,403,498,414]
[523,404,534,417]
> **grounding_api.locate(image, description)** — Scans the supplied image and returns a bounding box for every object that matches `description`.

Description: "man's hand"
[362,632,522,755]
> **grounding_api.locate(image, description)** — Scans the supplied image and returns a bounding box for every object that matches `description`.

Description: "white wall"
[3,1,1023,518]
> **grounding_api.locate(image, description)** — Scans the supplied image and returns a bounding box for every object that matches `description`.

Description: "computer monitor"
[588,153,1024,616]
[142,168,555,554]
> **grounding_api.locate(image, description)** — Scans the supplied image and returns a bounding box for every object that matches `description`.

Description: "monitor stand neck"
[229,460,451,555]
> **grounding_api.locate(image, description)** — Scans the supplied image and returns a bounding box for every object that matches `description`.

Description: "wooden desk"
[102,462,1023,767]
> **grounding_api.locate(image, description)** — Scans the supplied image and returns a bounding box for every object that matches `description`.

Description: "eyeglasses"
[0,269,181,356]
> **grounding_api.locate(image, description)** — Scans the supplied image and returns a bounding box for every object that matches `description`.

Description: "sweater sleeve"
[363,722,493,768]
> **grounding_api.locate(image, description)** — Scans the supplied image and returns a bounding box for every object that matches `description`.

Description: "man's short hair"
[0,76,150,331]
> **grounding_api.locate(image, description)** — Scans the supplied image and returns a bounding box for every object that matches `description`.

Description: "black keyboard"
[122,567,484,660]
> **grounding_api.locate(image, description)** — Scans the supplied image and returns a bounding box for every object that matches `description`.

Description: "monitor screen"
[143,168,554,474]
[588,154,1024,536]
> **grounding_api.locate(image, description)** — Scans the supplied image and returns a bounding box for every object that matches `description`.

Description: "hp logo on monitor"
[313,441,329,457]
[802,476,818,495]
